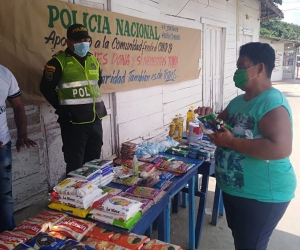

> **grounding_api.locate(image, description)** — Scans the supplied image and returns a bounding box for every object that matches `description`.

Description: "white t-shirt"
[0,65,21,145]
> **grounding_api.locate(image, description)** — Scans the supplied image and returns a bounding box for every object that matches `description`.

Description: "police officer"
[40,23,107,175]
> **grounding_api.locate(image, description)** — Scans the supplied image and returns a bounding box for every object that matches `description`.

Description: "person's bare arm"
[209,106,292,160]
[7,96,37,152]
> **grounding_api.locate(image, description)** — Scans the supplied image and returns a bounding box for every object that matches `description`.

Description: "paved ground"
[14,79,300,249]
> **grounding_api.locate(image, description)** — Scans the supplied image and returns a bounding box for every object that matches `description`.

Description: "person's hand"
[16,137,37,152]
[194,106,213,116]
[0,141,3,148]
[207,126,234,148]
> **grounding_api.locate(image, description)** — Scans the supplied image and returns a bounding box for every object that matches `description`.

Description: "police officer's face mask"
[73,42,90,57]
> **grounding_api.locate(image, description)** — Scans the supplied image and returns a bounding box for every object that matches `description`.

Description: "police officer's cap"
[67,23,91,41]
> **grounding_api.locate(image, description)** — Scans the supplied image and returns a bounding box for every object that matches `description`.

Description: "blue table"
[159,152,204,250]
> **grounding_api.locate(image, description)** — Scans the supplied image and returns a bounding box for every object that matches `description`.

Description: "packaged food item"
[14,243,35,250]
[101,187,122,196]
[51,217,95,241]
[113,166,132,179]
[47,231,68,240]
[12,220,48,238]
[48,202,92,218]
[81,238,110,250]
[110,233,149,250]
[198,113,232,131]
[164,148,189,157]
[68,166,101,180]
[88,212,142,230]
[151,170,175,181]
[0,231,29,250]
[138,155,162,164]
[50,189,106,210]
[54,178,98,197]
[137,178,171,190]
[105,243,130,250]
[125,187,165,203]
[120,193,154,213]
[141,239,183,250]
[85,226,114,241]
[57,239,94,250]
[91,196,142,220]
[113,176,141,186]
[84,159,113,169]
[25,232,65,250]
[90,208,132,222]
[158,161,189,175]
[30,210,67,230]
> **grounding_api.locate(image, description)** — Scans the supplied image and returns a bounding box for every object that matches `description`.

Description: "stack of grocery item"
[0,210,67,249]
[48,176,107,218]
[84,159,114,186]
[89,195,143,229]
[120,142,138,160]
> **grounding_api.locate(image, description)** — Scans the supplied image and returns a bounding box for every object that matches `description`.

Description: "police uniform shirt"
[40,48,102,111]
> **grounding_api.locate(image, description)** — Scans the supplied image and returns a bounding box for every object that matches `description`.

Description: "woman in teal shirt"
[196,42,296,250]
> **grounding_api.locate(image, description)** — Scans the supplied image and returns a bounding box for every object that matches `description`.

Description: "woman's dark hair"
[239,42,275,78]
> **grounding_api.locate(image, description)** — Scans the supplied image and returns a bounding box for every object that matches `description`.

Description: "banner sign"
[0,0,201,103]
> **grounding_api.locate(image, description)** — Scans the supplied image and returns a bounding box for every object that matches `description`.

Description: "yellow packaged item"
[48,203,92,218]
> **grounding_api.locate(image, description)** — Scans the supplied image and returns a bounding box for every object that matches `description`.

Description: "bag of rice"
[50,217,95,241]
[0,231,29,250]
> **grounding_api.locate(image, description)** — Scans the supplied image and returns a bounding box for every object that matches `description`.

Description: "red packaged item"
[141,239,183,250]
[81,238,110,250]
[85,226,115,241]
[0,231,29,250]
[50,217,95,241]
[105,243,130,250]
[12,220,47,238]
[31,210,67,229]
[110,233,149,250]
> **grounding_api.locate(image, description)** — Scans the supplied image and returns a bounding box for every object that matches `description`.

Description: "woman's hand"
[194,106,213,116]
[208,126,234,148]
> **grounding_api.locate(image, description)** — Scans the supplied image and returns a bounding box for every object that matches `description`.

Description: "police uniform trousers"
[60,118,103,175]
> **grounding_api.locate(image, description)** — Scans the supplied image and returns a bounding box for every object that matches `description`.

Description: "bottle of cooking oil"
[186,106,195,134]
[178,114,184,141]
[173,114,180,141]
[169,120,175,138]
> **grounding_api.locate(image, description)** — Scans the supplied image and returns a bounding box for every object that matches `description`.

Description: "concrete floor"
[14,79,300,250]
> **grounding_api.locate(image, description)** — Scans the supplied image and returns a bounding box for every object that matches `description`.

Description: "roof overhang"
[260,0,284,21]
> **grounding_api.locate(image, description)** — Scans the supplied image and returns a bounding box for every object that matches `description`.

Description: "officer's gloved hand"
[55,109,72,131]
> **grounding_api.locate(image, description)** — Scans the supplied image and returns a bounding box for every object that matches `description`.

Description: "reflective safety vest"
[54,51,107,123]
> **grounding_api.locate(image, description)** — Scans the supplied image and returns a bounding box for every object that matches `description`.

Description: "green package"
[198,113,232,131]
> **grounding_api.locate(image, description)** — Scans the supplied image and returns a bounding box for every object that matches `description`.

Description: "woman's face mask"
[233,64,258,90]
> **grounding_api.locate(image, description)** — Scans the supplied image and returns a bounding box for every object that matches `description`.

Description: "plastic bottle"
[173,114,180,141]
[132,155,139,176]
[186,106,195,134]
[178,114,184,141]
[169,120,175,138]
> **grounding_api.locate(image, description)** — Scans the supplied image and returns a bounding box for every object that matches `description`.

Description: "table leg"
[165,201,171,243]
[211,183,221,226]
[188,176,195,250]
[219,192,224,216]
[182,192,187,208]
[172,193,180,213]
[195,175,209,249]
[157,207,168,242]
[145,224,152,237]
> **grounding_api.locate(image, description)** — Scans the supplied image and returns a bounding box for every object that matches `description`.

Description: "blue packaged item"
[189,142,200,150]
[159,172,175,181]
[14,243,35,250]
[188,152,199,159]
[58,239,94,250]
[26,232,65,250]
